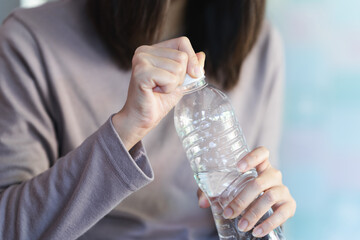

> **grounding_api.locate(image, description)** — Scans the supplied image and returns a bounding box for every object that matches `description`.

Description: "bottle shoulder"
[176,85,231,112]
[182,84,228,101]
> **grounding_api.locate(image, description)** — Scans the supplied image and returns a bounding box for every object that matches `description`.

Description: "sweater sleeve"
[0,14,154,240]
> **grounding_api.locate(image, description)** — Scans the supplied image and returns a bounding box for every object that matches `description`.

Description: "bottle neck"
[182,76,208,94]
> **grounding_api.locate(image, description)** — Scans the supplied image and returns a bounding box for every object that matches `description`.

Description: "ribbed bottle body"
[174,85,250,197]
[174,84,285,240]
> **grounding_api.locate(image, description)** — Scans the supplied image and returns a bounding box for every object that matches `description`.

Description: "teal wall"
[267,0,360,239]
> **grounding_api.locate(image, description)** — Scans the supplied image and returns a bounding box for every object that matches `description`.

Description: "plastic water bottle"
[174,74,285,240]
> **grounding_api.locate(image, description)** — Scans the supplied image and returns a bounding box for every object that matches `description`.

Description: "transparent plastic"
[174,77,285,240]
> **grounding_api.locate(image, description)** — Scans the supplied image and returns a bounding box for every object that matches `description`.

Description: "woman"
[0,0,295,239]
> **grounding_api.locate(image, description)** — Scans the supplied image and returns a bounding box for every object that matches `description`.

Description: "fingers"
[223,167,282,219]
[132,49,187,93]
[154,36,204,78]
[197,188,211,208]
[236,185,287,233]
[119,37,202,149]
[133,65,186,95]
[133,42,205,93]
[252,198,296,237]
[135,45,189,66]
[237,146,271,173]
[194,144,296,237]
[223,163,295,238]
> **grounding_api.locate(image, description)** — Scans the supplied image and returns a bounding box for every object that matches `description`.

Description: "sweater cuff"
[97,116,154,191]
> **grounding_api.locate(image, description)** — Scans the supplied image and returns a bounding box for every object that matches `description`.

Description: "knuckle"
[261,146,270,155]
[290,209,295,218]
[132,54,139,65]
[132,52,146,65]
[174,64,184,75]
[247,207,261,221]
[283,186,290,195]
[277,209,289,222]
[134,46,142,55]
[274,169,282,181]
[137,51,148,60]
[257,146,270,159]
[263,190,276,204]
[132,62,149,77]
[252,178,265,192]
[232,196,246,211]
[135,45,150,54]
[253,146,267,158]
[177,52,188,62]
[262,219,275,231]
[246,153,257,163]
[179,36,191,45]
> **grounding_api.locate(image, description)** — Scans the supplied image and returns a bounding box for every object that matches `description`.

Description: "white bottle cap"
[182,73,205,86]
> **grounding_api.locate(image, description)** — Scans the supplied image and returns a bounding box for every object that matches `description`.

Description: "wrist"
[111,110,149,151]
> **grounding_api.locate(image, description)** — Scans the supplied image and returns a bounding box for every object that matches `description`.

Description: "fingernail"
[223,208,233,219]
[199,195,208,208]
[238,161,247,172]
[252,227,263,237]
[238,219,248,231]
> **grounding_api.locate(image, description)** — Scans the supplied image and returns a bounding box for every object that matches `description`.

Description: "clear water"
[194,169,242,198]
[174,84,285,239]
[174,89,250,198]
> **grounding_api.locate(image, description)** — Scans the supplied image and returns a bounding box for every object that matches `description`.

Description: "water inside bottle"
[175,107,249,198]
[174,84,285,239]
[194,168,240,198]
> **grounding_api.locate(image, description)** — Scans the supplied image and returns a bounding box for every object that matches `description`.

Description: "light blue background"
[267,0,360,239]
[1,1,359,239]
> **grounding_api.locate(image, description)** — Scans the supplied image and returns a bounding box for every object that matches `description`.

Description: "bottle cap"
[182,73,205,86]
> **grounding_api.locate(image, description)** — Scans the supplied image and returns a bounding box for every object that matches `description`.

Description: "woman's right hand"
[112,37,205,150]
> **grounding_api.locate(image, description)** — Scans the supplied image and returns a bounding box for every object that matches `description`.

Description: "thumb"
[196,51,206,74]
[197,188,210,208]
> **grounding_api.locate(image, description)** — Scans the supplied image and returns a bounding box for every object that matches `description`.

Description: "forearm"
[0,117,153,240]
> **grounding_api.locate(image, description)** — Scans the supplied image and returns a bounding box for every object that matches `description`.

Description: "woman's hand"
[112,37,205,150]
[197,146,296,238]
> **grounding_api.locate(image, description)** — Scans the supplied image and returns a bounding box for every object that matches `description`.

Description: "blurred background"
[267,1,360,239]
[1,0,359,239]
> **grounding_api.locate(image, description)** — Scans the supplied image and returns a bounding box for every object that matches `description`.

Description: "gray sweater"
[0,0,284,239]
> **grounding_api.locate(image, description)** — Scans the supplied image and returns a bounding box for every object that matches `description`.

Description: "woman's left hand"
[197,146,296,238]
